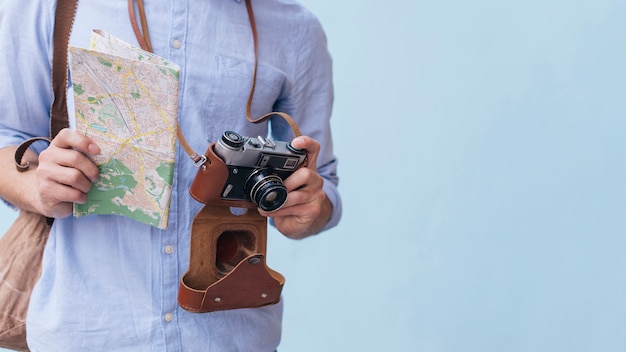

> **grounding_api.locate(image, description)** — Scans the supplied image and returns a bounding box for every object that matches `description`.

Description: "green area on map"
[70,30,179,229]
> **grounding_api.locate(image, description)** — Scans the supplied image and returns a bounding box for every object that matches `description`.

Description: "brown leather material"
[178,205,285,312]
[50,0,78,137]
[189,142,257,209]
[128,0,152,52]
[14,137,51,171]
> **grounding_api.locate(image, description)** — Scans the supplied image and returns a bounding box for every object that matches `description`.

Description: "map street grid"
[70,30,180,229]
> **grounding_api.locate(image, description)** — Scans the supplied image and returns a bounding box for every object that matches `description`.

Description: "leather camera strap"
[128,1,288,312]
[127,0,152,53]
[241,0,302,137]
[128,0,302,168]
[15,0,79,171]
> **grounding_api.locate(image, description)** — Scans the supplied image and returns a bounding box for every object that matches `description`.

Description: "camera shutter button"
[287,142,306,154]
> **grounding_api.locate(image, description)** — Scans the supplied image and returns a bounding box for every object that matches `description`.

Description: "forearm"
[0,146,42,213]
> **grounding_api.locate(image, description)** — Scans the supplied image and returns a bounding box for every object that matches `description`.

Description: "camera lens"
[245,169,288,212]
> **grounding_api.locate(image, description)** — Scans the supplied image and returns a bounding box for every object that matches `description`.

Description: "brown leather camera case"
[178,143,285,313]
[188,142,255,209]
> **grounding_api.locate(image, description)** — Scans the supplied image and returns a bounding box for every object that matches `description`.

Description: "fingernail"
[292,137,304,147]
[88,143,100,155]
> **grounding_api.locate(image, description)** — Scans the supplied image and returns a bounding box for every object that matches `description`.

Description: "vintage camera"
[213,131,307,212]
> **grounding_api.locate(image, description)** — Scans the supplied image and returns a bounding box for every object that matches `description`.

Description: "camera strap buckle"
[191,154,208,168]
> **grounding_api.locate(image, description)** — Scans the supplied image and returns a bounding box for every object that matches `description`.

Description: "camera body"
[213,131,307,212]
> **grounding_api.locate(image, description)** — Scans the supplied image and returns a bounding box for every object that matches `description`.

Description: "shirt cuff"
[320,178,342,232]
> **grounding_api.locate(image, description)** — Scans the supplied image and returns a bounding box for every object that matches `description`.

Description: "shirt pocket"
[204,56,286,142]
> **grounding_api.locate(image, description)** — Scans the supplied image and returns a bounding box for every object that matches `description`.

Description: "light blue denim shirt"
[0,0,341,350]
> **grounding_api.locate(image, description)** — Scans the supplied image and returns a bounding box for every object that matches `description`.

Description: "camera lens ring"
[245,169,288,212]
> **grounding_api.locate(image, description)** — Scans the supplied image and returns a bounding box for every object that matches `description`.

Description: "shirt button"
[164,313,174,322]
[172,39,182,49]
[165,245,174,254]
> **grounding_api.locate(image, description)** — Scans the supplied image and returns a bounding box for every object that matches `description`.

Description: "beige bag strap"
[15,0,79,171]
[128,0,302,168]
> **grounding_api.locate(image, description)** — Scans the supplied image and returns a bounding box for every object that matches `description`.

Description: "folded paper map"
[70,30,180,229]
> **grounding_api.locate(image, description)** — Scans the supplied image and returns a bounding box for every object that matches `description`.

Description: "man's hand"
[35,128,100,218]
[258,136,332,239]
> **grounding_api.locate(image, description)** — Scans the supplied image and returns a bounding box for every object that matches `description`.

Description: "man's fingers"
[39,177,89,205]
[52,128,100,155]
[45,129,100,183]
[46,164,95,193]
[291,136,320,171]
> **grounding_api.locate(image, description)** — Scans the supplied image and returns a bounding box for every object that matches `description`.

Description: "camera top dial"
[220,131,246,150]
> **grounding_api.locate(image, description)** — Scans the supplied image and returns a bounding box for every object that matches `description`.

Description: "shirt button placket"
[161,1,187,350]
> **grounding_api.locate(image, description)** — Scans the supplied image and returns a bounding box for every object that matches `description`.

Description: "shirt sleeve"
[271,14,342,232]
[0,0,55,153]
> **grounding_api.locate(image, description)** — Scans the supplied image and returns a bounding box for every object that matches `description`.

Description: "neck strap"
[128,0,302,167]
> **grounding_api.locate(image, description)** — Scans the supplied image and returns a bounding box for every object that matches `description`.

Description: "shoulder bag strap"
[15,0,79,171]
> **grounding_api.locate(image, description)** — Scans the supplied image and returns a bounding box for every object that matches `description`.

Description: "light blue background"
[2,0,626,351]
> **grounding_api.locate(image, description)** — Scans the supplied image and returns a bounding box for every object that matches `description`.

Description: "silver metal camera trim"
[216,134,306,171]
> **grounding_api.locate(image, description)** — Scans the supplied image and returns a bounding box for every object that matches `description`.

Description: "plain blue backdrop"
[1,0,626,351]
